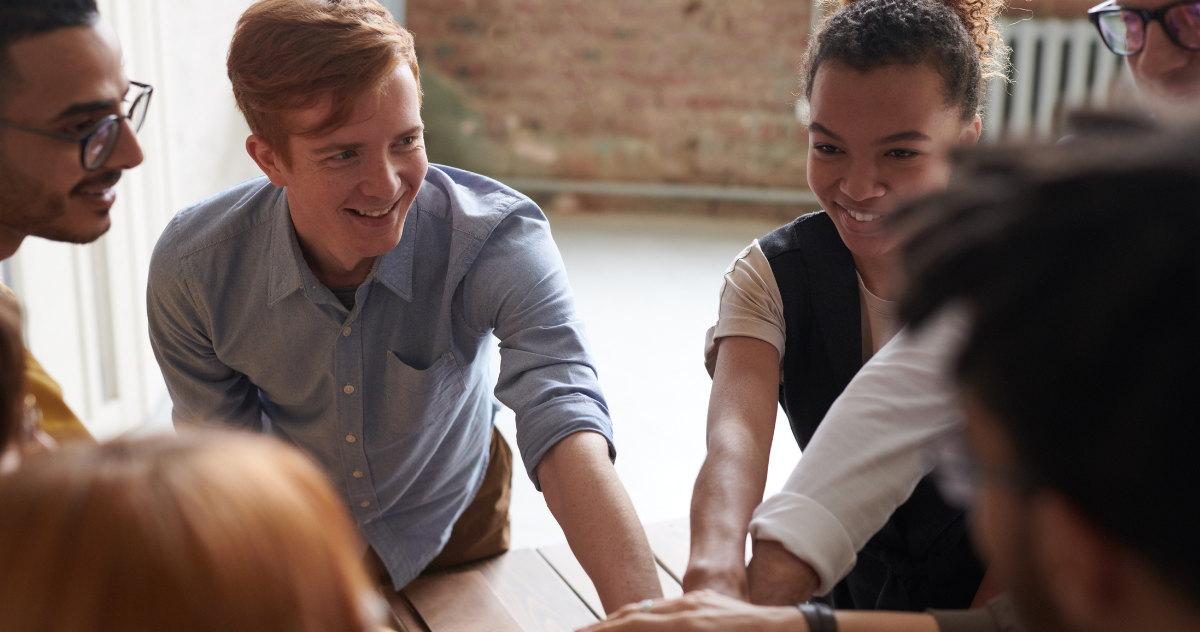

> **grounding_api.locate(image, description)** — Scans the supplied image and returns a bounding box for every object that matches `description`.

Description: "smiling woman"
[685,0,1007,613]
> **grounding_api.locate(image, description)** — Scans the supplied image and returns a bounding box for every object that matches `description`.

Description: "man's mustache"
[71,169,122,194]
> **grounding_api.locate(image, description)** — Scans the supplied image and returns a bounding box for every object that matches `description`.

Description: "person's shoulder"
[759,210,837,259]
[417,165,540,240]
[153,176,282,263]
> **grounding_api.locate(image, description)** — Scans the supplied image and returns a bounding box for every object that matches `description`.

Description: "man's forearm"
[747,538,821,605]
[537,430,662,613]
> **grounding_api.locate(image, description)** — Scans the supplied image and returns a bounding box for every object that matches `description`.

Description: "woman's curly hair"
[801,0,1009,121]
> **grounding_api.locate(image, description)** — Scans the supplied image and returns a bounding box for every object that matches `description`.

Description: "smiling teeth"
[846,208,879,222]
[351,207,390,218]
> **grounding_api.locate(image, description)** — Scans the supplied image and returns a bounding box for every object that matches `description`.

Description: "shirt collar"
[372,206,417,302]
[266,188,417,307]
[267,190,306,308]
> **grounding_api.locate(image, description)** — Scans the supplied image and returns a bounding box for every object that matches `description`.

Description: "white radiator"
[984,17,1128,140]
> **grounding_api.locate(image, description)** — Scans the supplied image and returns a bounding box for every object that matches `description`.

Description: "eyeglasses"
[0,81,153,171]
[1089,0,1200,56]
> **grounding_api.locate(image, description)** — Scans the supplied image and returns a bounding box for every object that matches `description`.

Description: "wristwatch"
[797,602,838,632]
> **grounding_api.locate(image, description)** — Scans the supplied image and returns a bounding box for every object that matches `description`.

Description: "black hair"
[0,0,99,104]
[801,0,1006,121]
[900,126,1200,605]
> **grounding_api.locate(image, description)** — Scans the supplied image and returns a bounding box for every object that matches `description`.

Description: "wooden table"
[382,518,691,632]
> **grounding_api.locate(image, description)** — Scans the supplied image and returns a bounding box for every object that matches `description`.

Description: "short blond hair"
[0,433,379,632]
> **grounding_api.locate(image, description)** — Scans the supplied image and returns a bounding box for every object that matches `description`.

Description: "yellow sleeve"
[0,282,94,444]
[25,347,94,445]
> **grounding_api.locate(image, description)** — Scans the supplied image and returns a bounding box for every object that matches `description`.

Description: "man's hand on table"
[576,589,805,632]
[747,539,821,605]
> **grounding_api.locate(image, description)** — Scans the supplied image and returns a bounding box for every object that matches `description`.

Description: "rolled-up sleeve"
[146,225,264,431]
[460,201,613,490]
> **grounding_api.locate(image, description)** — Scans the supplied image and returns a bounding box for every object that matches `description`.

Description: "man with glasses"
[0,0,149,443]
[1090,0,1200,107]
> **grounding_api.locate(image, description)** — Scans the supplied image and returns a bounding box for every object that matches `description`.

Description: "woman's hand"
[576,589,806,632]
[681,549,749,600]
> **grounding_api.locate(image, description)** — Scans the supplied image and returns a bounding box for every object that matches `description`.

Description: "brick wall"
[409,0,813,190]
[409,0,1102,196]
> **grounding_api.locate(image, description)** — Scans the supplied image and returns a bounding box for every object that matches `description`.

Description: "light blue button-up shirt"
[148,165,614,587]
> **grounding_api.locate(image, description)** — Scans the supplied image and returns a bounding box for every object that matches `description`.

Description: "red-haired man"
[147,0,661,611]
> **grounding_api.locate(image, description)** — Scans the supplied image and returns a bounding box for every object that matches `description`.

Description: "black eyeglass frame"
[1088,0,1200,56]
[0,80,153,171]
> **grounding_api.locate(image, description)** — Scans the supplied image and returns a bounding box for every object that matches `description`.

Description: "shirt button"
[343,384,355,394]
[346,434,356,443]
[353,470,364,478]
[342,327,351,336]
[360,501,371,507]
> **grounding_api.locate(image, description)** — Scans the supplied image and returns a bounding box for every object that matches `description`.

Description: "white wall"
[8,0,262,440]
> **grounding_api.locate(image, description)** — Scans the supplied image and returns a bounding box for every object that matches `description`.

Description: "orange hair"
[0,433,381,632]
[227,0,420,165]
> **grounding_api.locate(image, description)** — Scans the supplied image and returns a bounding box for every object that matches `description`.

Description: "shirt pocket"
[384,351,466,436]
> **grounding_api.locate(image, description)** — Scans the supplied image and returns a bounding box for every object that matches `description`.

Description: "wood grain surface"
[385,521,704,631]
[381,586,432,632]
[473,549,599,631]
[404,569,524,632]
[538,543,684,618]
[398,549,598,632]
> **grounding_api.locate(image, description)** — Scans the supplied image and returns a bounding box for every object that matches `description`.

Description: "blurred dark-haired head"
[899,125,1200,621]
[0,0,99,102]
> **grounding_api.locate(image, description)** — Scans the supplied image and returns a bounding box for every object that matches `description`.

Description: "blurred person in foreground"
[583,126,1200,632]
[0,0,149,444]
[0,293,57,471]
[0,432,391,632]
[0,295,28,464]
[146,0,660,610]
[740,0,1200,608]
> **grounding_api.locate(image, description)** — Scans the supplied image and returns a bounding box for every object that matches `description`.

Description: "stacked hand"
[746,539,821,605]
[576,590,806,632]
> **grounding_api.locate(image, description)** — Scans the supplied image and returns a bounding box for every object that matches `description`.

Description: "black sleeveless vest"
[759,211,983,611]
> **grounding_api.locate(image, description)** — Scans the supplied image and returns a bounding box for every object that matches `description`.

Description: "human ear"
[245,134,290,188]
[959,115,982,146]
[1031,492,1124,631]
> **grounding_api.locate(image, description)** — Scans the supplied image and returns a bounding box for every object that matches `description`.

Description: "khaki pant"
[366,426,512,585]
